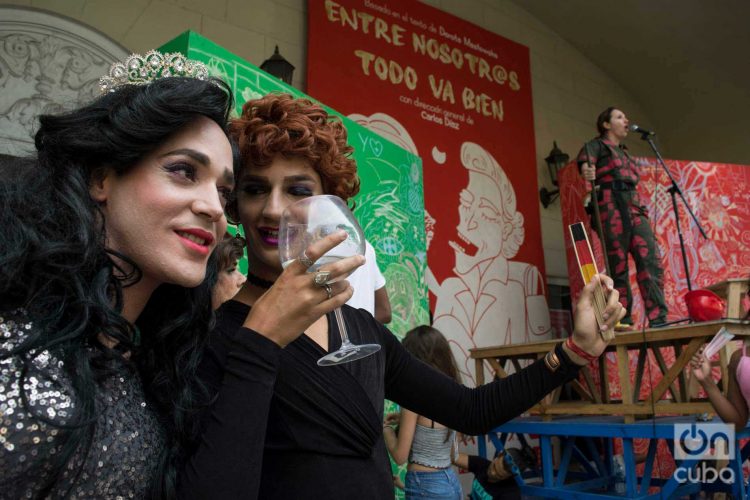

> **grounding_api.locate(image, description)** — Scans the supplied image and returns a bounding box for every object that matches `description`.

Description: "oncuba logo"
[674,423,734,460]
[673,423,735,485]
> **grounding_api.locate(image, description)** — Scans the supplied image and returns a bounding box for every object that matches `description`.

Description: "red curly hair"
[229,93,359,209]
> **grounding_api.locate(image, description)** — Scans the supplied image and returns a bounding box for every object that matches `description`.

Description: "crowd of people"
[2,49,667,500]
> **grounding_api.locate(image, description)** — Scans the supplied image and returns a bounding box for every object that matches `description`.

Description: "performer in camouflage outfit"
[577,107,667,328]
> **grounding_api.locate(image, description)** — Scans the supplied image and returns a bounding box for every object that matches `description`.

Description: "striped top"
[408,423,455,469]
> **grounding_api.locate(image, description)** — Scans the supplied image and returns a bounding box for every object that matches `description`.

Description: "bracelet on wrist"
[544,349,561,372]
[565,336,597,364]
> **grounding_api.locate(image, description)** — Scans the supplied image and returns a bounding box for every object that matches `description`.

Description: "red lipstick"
[175,228,214,256]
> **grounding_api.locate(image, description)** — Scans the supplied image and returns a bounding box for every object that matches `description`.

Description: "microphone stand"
[636,131,708,291]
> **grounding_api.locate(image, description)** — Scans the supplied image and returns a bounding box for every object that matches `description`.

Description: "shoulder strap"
[594,138,613,167]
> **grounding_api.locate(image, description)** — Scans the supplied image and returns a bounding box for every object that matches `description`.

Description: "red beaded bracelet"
[565,337,597,363]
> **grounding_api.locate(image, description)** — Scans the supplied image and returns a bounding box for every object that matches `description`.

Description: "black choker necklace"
[246,273,275,290]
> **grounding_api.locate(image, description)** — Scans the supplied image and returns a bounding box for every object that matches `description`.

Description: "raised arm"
[179,232,363,498]
[385,274,623,435]
[179,317,289,499]
[691,348,749,432]
[384,336,579,435]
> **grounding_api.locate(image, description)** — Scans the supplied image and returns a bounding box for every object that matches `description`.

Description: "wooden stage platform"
[470,320,750,422]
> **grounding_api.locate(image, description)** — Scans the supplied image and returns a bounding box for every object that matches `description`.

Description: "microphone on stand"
[629,124,655,136]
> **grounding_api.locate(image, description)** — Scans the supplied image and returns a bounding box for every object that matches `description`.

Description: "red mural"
[308,0,551,385]
[560,157,750,478]
[561,157,750,327]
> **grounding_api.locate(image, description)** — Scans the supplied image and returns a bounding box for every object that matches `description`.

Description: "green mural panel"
[160,31,429,338]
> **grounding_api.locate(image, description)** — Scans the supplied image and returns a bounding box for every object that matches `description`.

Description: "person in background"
[383,325,463,499]
[453,448,532,500]
[346,239,392,323]
[690,341,750,432]
[577,107,667,329]
[209,232,247,310]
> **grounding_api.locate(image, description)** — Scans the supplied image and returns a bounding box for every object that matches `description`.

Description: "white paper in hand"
[703,327,734,359]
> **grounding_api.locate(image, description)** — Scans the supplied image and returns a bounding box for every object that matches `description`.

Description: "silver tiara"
[99,50,210,93]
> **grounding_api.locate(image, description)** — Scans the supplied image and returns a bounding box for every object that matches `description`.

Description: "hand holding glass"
[279,195,381,365]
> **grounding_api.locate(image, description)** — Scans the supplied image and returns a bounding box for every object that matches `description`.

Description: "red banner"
[308,0,548,383]
[560,157,750,326]
[560,157,750,479]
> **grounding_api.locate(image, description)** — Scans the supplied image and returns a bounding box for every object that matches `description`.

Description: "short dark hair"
[596,106,618,136]
[216,232,246,271]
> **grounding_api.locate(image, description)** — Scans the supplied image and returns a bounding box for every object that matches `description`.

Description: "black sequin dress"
[0,311,165,499]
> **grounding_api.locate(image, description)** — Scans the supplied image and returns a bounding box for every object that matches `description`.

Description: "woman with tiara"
[0,53,359,499]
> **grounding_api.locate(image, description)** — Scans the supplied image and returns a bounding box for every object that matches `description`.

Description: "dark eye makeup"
[164,162,197,181]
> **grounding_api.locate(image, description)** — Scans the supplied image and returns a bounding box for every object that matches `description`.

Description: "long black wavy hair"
[0,76,234,498]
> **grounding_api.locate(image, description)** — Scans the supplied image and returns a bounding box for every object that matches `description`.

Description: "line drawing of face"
[452,170,505,274]
[452,142,524,275]
[91,116,233,290]
[346,113,550,384]
[428,142,549,383]
[236,156,324,278]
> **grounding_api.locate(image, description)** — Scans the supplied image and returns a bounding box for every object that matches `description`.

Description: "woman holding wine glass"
[196,93,626,499]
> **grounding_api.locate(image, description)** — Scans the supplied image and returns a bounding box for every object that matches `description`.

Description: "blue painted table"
[481,415,750,499]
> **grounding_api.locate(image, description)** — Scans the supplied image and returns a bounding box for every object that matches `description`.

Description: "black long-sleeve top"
[182,302,581,499]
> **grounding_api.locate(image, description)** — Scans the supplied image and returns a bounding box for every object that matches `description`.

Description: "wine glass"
[279,195,381,366]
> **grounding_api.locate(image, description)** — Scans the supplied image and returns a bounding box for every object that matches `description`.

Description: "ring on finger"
[313,270,331,287]
[324,284,333,300]
[299,250,314,269]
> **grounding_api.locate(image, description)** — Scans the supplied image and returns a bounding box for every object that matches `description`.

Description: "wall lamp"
[539,141,569,208]
[260,45,295,85]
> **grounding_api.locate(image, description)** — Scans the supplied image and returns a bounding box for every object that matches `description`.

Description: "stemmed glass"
[279,195,381,366]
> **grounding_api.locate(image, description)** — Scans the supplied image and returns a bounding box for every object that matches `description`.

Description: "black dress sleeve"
[177,325,281,500]
[382,326,580,435]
